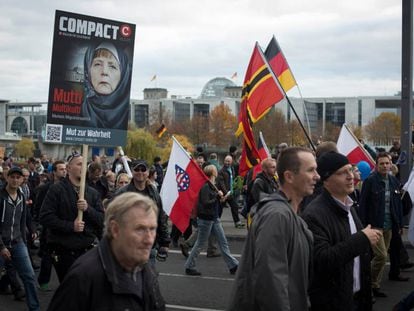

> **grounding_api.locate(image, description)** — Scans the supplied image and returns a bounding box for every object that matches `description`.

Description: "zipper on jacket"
[8,196,16,245]
[1,201,5,223]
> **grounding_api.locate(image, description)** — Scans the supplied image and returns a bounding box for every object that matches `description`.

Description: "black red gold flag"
[235,43,285,137]
[264,36,297,92]
[156,124,167,138]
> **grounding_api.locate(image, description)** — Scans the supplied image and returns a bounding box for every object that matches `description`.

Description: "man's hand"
[77,199,88,212]
[362,225,383,246]
[0,248,11,261]
[74,219,85,232]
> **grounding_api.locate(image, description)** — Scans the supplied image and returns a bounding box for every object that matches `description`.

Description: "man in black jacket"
[302,152,382,311]
[359,152,408,299]
[248,158,278,208]
[217,155,244,228]
[40,152,104,283]
[34,160,66,291]
[115,159,170,264]
[47,192,165,311]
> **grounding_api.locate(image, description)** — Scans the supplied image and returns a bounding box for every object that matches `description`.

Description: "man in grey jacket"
[228,147,319,311]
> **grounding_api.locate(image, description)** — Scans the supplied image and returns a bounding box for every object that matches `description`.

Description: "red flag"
[252,132,271,178]
[160,137,208,232]
[264,36,297,92]
[235,43,285,136]
[238,100,261,176]
[337,124,375,169]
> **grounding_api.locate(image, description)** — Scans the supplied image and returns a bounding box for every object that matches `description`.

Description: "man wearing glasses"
[302,152,381,310]
[115,159,170,264]
[40,152,104,283]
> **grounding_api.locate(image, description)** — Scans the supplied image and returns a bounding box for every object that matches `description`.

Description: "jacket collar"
[98,236,152,298]
[321,188,349,217]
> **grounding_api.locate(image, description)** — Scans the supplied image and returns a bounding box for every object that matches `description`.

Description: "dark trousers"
[51,248,89,283]
[227,197,240,224]
[37,229,53,285]
[37,251,53,285]
[170,224,192,244]
[389,228,403,278]
[0,262,21,292]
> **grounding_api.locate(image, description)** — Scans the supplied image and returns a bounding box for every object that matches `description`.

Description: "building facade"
[0,77,402,158]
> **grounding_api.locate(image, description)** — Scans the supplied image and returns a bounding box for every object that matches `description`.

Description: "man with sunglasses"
[40,152,104,283]
[115,159,170,264]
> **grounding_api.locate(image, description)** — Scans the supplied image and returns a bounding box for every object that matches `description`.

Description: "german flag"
[156,124,167,138]
[264,36,296,92]
[235,42,285,136]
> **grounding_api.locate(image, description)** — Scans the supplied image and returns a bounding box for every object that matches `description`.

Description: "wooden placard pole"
[77,144,89,221]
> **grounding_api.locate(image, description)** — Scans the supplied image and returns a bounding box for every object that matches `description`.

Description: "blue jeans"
[0,242,39,311]
[185,218,238,271]
[394,291,414,311]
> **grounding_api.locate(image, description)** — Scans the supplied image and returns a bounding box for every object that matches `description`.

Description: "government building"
[0,77,401,158]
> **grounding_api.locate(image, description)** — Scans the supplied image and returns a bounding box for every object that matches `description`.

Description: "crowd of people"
[0,139,413,310]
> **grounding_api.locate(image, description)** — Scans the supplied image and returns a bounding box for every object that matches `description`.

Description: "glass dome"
[200,77,236,99]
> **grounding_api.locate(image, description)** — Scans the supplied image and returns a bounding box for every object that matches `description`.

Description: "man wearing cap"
[358,152,407,298]
[40,153,104,283]
[115,159,170,263]
[302,151,382,310]
[0,167,40,310]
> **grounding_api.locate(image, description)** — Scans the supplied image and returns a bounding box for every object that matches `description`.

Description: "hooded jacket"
[0,187,27,250]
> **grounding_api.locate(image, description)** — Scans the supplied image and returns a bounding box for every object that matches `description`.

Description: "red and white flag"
[160,137,208,233]
[252,132,271,178]
[337,124,375,169]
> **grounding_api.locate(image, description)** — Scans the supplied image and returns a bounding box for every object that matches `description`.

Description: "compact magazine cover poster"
[46,10,135,146]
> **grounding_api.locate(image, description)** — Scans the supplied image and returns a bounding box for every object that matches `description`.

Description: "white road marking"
[166,304,224,311]
[159,272,234,282]
[168,249,241,258]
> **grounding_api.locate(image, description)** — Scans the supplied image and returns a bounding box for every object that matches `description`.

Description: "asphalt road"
[2,240,414,311]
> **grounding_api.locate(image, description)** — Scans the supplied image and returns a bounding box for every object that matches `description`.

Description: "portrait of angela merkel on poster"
[81,42,131,130]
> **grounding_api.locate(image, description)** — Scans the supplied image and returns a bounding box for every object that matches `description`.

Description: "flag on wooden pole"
[160,137,208,232]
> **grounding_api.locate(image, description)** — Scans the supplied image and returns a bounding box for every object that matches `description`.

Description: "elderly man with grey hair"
[47,192,166,311]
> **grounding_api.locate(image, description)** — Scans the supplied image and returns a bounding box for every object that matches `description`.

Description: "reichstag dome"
[200,77,236,99]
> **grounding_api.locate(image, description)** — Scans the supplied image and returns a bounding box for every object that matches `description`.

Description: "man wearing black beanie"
[302,151,382,311]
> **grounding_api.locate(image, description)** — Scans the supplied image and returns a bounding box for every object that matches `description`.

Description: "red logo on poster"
[120,25,132,38]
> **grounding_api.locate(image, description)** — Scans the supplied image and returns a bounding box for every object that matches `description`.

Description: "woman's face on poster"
[90,49,121,95]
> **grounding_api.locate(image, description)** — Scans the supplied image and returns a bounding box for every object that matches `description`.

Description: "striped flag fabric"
[235,42,285,137]
[252,132,272,178]
[160,137,208,232]
[155,124,167,138]
[264,36,297,92]
[337,124,375,169]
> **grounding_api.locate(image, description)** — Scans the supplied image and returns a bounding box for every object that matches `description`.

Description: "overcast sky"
[0,0,403,102]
